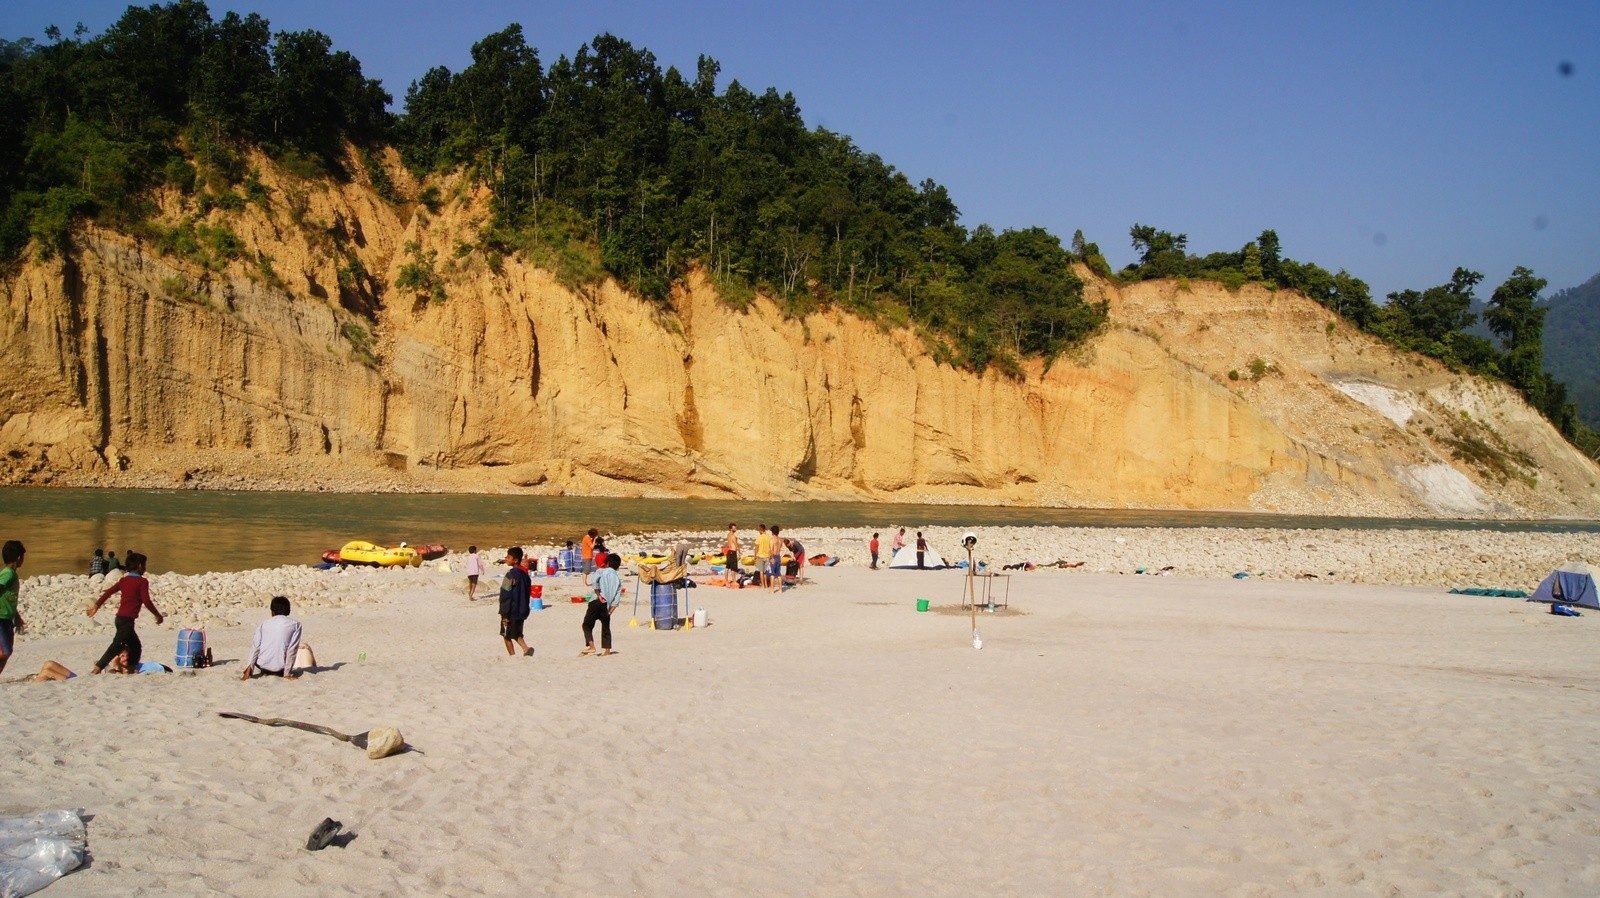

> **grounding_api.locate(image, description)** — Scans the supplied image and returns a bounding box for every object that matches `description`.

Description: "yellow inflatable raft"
[338,540,422,568]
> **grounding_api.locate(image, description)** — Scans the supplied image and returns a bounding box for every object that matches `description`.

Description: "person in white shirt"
[464,545,483,601]
[242,596,303,680]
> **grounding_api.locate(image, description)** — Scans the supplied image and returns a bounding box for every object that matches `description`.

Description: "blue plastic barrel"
[651,582,678,630]
[175,628,206,668]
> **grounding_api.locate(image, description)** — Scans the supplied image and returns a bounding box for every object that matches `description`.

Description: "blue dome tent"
[1527,562,1599,610]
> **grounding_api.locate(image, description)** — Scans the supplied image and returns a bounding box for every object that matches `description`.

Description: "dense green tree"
[1383,267,1482,352]
[1256,229,1282,282]
[1126,224,1189,278]
[0,3,390,262]
[1483,265,1548,397]
[191,12,274,140]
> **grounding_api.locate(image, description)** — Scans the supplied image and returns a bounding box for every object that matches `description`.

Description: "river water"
[2,487,1595,576]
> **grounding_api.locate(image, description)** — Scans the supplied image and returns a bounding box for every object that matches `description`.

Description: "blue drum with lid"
[650,582,678,630]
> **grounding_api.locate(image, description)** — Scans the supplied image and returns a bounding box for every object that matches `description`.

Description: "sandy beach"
[4,528,1598,895]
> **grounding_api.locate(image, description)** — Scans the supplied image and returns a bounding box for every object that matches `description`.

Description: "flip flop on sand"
[578,647,595,656]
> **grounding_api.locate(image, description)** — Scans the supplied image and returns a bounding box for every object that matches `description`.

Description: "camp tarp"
[889,545,946,569]
[1527,562,1599,610]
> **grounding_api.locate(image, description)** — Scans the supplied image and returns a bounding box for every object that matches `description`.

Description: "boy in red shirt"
[88,552,165,674]
[869,532,880,570]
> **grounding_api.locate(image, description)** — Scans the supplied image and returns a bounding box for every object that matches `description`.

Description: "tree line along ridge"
[0,2,1592,458]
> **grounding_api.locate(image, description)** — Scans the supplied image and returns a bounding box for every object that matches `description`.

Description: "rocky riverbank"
[13,526,1588,640]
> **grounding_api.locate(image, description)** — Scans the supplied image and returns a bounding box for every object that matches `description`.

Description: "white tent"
[889,544,946,569]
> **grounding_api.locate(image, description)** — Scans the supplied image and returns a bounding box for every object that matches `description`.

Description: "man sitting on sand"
[242,596,303,680]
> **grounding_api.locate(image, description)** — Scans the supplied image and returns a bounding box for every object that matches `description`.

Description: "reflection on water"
[1,487,1594,576]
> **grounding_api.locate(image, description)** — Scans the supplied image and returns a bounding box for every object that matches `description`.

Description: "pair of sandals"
[577,647,615,657]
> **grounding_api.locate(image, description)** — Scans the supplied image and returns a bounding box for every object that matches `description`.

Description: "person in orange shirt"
[581,528,598,585]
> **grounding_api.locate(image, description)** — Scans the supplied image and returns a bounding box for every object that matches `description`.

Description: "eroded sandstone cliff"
[2,153,1595,517]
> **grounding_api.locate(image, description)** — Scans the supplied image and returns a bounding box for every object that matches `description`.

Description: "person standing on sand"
[869,532,880,570]
[722,523,741,586]
[768,526,784,593]
[465,545,483,601]
[0,540,25,676]
[582,553,623,656]
[499,547,534,657]
[88,552,164,674]
[753,525,771,588]
[581,528,598,585]
[915,531,928,569]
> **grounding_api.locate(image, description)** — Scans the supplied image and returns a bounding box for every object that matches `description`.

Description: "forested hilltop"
[1,1,1593,459]
[1543,273,1600,430]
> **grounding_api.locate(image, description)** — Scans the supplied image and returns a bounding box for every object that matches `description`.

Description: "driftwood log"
[218,711,405,759]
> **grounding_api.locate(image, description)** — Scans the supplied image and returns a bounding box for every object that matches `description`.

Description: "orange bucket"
[531,585,543,599]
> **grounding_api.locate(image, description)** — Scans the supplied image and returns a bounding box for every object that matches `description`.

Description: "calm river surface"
[2,487,1595,576]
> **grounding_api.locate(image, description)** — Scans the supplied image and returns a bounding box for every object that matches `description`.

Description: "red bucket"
[531,585,543,599]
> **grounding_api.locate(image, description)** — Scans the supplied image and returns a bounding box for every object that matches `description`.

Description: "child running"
[88,551,164,674]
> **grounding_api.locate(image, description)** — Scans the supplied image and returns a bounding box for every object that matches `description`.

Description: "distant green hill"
[1545,273,1600,428]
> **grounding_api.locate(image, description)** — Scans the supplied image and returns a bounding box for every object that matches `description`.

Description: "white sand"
[4,537,1599,895]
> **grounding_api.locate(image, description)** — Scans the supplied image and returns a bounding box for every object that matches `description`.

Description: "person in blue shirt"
[498,547,533,657]
[581,553,623,656]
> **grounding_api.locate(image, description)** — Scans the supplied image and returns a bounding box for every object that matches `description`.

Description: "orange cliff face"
[1,156,1596,516]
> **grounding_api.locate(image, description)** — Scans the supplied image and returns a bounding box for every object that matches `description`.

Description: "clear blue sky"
[4,0,1596,299]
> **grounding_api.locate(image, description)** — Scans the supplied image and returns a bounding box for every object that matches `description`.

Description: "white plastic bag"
[0,809,87,898]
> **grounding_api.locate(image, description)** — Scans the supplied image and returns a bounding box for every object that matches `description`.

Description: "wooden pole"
[966,546,977,637]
